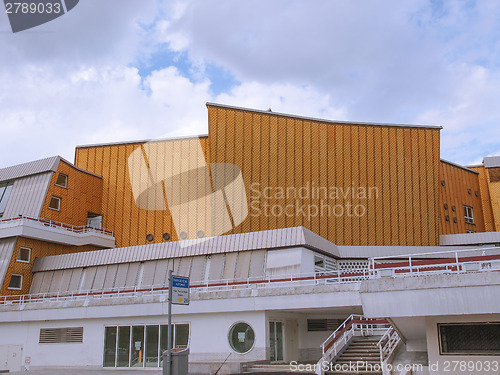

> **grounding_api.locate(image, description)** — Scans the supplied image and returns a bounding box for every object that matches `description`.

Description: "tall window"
[0,181,14,218]
[103,324,189,368]
[464,205,474,224]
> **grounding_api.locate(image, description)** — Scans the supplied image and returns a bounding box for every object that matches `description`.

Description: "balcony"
[0,216,115,248]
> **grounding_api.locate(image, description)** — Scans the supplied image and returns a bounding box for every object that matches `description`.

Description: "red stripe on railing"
[375,254,500,269]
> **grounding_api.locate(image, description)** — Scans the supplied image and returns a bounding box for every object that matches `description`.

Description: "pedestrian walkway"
[9,369,162,375]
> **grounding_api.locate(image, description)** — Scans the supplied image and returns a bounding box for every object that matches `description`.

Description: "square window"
[49,196,61,211]
[8,274,22,290]
[55,173,68,188]
[17,247,31,263]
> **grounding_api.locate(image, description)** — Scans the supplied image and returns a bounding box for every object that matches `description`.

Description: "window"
[307,319,342,331]
[17,247,31,263]
[464,206,474,224]
[439,323,500,355]
[0,181,14,218]
[40,327,83,343]
[86,213,102,229]
[7,274,22,290]
[228,322,255,354]
[103,324,189,368]
[48,196,61,211]
[55,173,68,188]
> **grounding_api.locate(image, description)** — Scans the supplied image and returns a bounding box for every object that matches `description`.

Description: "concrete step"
[342,351,379,355]
[325,372,382,375]
[245,363,316,374]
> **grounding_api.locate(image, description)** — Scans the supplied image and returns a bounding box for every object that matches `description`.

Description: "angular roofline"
[206,102,443,130]
[0,156,102,182]
[484,155,500,168]
[32,226,340,272]
[76,134,209,149]
[441,158,479,174]
[58,156,102,179]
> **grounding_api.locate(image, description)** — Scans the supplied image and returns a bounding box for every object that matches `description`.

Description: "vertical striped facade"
[75,103,442,247]
[472,162,500,232]
[75,138,210,247]
[207,103,441,246]
[440,160,485,234]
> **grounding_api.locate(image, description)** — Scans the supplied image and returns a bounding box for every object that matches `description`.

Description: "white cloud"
[1,0,500,169]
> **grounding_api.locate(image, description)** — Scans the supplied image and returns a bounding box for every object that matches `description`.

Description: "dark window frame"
[7,274,22,290]
[438,323,500,355]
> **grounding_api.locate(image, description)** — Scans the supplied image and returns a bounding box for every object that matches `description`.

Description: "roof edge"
[76,134,209,149]
[58,156,102,179]
[206,102,443,130]
[441,159,479,174]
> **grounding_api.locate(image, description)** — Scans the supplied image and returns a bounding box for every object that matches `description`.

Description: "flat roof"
[32,226,340,272]
[206,102,443,130]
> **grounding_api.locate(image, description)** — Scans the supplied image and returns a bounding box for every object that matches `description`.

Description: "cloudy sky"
[0,0,499,168]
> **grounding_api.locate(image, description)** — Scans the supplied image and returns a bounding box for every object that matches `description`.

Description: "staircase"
[315,315,399,375]
[326,337,382,374]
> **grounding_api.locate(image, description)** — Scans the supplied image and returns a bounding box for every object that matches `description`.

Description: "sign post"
[166,270,190,375]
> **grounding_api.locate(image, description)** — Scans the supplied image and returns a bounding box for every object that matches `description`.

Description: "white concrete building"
[1,227,499,375]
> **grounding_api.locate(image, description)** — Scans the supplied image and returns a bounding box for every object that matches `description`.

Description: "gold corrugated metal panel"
[207,104,441,246]
[488,180,500,231]
[75,137,211,247]
[371,126,382,245]
[40,159,103,227]
[326,125,336,242]
[439,160,485,236]
[410,129,422,245]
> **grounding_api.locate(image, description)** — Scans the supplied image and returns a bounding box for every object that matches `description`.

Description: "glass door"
[269,321,284,362]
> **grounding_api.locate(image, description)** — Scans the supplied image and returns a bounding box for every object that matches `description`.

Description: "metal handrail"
[315,315,390,375]
[377,327,401,366]
[0,270,372,306]
[0,215,113,236]
[369,246,500,278]
[2,249,500,306]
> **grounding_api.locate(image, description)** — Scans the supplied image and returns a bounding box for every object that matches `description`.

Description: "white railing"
[377,327,401,370]
[369,246,500,278]
[0,270,371,306]
[0,215,114,236]
[3,246,499,306]
[315,315,390,375]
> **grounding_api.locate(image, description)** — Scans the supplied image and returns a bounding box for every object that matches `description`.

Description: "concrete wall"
[0,311,267,372]
[426,314,500,375]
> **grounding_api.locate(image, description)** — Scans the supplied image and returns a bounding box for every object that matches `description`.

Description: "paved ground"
[9,370,162,375]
